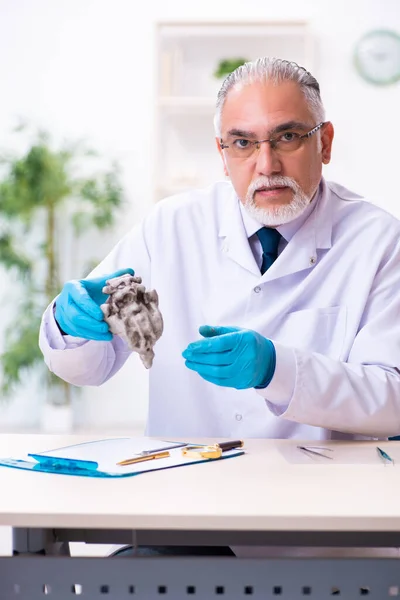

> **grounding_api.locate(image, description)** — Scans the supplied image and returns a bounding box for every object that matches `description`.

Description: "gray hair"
[214,57,325,137]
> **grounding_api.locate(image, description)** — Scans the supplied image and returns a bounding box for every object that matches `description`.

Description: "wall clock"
[354,29,400,85]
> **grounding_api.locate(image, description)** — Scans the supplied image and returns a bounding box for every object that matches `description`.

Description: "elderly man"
[39,57,400,442]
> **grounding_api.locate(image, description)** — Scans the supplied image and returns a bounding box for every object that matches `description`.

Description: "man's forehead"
[224,79,303,103]
[220,80,312,131]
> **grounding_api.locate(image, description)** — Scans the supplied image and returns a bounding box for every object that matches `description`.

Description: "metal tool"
[140,442,188,456]
[376,446,395,466]
[297,445,334,460]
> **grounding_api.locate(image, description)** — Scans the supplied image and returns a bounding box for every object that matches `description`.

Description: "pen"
[117,450,170,467]
[215,440,244,452]
[140,442,188,456]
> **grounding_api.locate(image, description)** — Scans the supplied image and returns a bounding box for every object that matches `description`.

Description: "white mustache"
[244,174,311,226]
[248,176,299,196]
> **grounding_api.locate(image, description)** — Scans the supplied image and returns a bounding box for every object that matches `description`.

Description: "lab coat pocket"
[275,306,347,359]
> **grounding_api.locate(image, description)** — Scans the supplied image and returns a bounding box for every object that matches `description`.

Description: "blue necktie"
[256,227,281,274]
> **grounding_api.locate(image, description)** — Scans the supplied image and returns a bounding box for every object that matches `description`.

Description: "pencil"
[117,450,170,467]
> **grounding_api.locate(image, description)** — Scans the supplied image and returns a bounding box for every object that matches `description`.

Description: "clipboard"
[0,437,244,478]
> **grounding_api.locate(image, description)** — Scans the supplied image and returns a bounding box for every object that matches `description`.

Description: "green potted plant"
[214,57,249,79]
[0,125,124,429]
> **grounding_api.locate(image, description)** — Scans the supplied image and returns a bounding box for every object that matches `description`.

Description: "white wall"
[0,0,399,432]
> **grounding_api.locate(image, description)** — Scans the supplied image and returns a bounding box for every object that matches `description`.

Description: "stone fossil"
[100,273,163,369]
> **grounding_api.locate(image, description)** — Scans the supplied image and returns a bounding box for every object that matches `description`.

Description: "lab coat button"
[235,413,243,421]
[253,286,261,293]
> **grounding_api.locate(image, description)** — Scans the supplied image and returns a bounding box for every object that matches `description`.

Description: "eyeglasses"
[220,122,325,159]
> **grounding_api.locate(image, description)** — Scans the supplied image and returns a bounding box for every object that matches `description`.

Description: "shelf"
[158,96,216,112]
[159,22,309,39]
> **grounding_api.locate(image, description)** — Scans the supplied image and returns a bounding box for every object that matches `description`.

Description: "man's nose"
[254,141,282,176]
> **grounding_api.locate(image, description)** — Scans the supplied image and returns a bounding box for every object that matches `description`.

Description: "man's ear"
[216,137,229,176]
[321,122,334,165]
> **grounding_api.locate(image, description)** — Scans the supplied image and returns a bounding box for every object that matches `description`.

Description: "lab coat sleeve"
[257,343,297,406]
[256,242,400,438]
[39,220,151,386]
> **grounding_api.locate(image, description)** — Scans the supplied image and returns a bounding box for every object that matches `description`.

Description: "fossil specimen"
[100,273,163,368]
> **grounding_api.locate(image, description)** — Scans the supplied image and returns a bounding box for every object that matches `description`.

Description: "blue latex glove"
[54,268,135,341]
[182,325,276,389]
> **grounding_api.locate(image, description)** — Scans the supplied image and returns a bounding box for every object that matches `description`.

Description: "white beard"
[244,175,311,226]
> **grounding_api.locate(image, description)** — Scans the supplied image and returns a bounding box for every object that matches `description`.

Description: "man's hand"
[54,268,135,341]
[182,325,276,389]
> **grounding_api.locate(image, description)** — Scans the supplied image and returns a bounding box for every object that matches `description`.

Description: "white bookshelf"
[157,97,216,112]
[154,21,314,201]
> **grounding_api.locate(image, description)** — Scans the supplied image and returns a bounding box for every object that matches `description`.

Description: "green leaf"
[0,233,33,279]
[76,165,123,230]
[71,211,92,235]
[1,306,43,395]
[0,143,73,221]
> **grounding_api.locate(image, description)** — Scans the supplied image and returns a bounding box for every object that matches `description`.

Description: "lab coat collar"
[219,186,261,276]
[218,178,333,279]
[311,178,333,251]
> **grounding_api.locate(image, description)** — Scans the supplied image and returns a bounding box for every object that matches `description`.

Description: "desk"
[0,434,400,599]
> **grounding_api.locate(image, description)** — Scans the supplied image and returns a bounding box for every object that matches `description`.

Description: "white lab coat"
[39,178,400,440]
